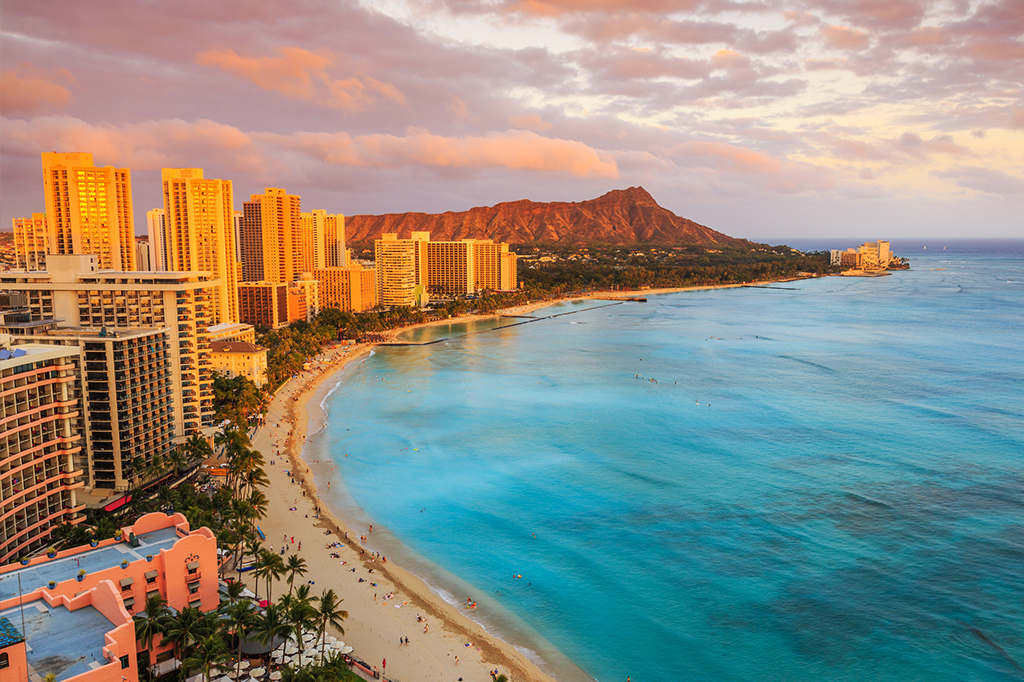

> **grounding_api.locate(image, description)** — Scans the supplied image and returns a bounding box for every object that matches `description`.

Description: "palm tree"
[162,605,208,664]
[167,448,188,479]
[284,587,318,665]
[252,603,293,654]
[314,589,347,665]
[220,598,257,679]
[182,433,213,469]
[182,633,230,682]
[490,674,509,682]
[264,551,287,603]
[134,593,170,669]
[285,554,309,596]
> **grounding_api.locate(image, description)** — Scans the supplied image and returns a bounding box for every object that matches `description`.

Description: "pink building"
[0,512,221,680]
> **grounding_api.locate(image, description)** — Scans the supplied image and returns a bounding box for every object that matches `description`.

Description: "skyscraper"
[41,152,135,271]
[301,210,348,270]
[12,212,48,271]
[240,188,302,284]
[146,208,168,271]
[374,232,429,307]
[161,168,239,325]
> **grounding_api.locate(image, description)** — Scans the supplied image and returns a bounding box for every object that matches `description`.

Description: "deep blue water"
[308,240,1024,682]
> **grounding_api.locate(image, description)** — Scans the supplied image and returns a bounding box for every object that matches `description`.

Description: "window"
[0,652,8,669]
[121,655,130,669]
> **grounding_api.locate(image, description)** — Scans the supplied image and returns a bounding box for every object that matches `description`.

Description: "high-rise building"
[12,213,48,271]
[146,208,168,271]
[292,273,319,321]
[237,281,289,329]
[161,169,239,325]
[0,341,84,563]
[426,239,475,296]
[315,264,377,313]
[135,237,152,271]
[473,239,518,292]
[41,152,135,271]
[374,232,429,308]
[233,210,244,264]
[0,255,218,438]
[240,188,302,284]
[301,210,348,270]
[20,327,176,493]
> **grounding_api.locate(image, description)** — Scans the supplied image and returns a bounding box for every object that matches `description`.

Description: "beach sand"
[235,278,817,682]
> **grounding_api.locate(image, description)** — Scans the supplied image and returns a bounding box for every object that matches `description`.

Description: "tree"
[285,554,309,596]
[257,550,287,602]
[134,593,170,668]
[162,606,208,663]
[314,589,348,665]
[252,604,293,653]
[182,633,230,682]
[220,598,257,679]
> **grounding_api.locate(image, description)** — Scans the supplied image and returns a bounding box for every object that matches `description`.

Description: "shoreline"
[244,275,819,682]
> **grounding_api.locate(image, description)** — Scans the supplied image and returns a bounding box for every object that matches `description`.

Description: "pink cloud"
[0,64,75,116]
[1,115,265,173]
[508,113,554,131]
[664,141,837,193]
[820,25,870,50]
[195,46,405,110]
[260,127,619,178]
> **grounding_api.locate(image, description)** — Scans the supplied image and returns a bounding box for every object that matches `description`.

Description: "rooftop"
[0,599,114,680]
[0,526,180,602]
[210,341,265,353]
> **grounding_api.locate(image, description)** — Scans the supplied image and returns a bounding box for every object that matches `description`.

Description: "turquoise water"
[308,240,1024,682]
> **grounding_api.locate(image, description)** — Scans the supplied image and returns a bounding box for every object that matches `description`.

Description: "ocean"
[307,239,1024,682]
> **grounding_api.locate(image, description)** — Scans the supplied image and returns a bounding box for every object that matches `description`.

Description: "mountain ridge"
[344,187,748,247]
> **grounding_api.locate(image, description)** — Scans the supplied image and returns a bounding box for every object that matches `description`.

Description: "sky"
[1,0,1022,241]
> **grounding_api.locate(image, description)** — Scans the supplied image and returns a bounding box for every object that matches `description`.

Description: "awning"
[147,590,160,600]
[145,570,158,579]
[186,561,200,570]
[120,577,134,587]
[153,658,181,676]
[104,495,132,512]
[123,597,136,607]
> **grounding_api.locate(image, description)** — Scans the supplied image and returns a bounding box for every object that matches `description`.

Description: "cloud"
[260,127,619,178]
[195,46,405,111]
[665,141,837,193]
[1,115,265,173]
[936,166,1024,196]
[508,113,554,131]
[0,64,75,116]
[820,25,870,50]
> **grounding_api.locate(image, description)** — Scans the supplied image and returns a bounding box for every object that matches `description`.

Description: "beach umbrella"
[225,672,237,679]
[236,661,250,670]
[250,668,266,678]
[269,673,282,681]
[340,646,353,654]
[301,633,315,642]
[284,646,298,655]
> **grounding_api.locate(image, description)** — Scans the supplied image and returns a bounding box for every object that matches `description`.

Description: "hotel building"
[207,321,256,345]
[0,512,221,680]
[240,188,302,284]
[146,208,168,272]
[26,327,176,493]
[211,341,268,387]
[12,213,48,272]
[0,342,84,564]
[0,255,217,439]
[237,281,288,329]
[427,239,475,297]
[161,169,240,325]
[473,239,518,292]
[41,152,135,271]
[315,264,377,313]
[301,210,348,270]
[374,232,429,308]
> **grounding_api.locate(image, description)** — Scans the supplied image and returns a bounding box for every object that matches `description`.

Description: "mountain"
[343,187,747,247]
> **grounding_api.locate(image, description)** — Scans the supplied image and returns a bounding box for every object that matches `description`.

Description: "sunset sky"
[2,0,1021,241]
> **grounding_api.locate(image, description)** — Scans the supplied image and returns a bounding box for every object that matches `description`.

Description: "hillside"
[344,187,747,247]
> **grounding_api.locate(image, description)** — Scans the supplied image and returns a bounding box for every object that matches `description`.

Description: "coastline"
[245,275,819,682]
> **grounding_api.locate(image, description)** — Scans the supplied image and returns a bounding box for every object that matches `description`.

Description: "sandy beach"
[234,279,817,682]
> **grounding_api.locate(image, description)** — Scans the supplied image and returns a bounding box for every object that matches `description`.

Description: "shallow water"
[308,240,1024,682]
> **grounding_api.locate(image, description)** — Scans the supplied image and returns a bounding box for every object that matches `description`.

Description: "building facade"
[473,239,518,291]
[240,188,302,284]
[146,208,168,272]
[426,240,475,297]
[161,169,240,325]
[237,281,289,329]
[315,264,377,313]
[41,152,135,271]
[0,343,85,564]
[301,210,348,270]
[211,341,268,387]
[12,213,48,272]
[0,255,218,439]
[374,232,429,308]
